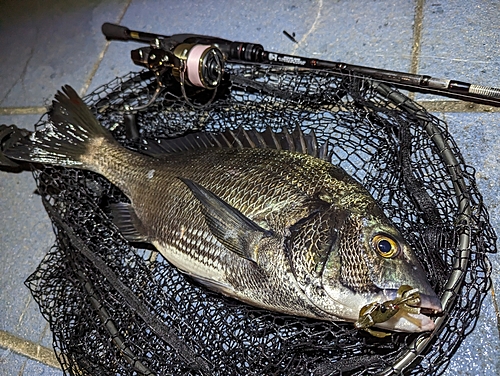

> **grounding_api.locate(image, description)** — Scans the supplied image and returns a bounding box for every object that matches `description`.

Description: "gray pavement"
[0,0,499,374]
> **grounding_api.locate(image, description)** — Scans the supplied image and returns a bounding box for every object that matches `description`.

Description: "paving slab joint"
[0,330,61,370]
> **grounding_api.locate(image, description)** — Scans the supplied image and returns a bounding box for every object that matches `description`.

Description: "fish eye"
[372,234,400,258]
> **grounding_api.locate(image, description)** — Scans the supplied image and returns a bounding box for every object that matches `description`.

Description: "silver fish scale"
[89,139,374,315]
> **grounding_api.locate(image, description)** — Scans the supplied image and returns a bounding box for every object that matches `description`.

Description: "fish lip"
[418,293,443,316]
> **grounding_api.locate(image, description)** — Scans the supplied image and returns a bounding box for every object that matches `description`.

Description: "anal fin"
[186,273,233,296]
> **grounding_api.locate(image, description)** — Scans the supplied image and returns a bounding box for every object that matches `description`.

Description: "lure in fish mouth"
[354,285,442,337]
[5,85,442,334]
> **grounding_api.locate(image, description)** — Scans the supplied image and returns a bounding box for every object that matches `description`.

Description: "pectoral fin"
[180,178,271,262]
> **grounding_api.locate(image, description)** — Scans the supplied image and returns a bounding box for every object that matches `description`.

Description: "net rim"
[374,84,472,374]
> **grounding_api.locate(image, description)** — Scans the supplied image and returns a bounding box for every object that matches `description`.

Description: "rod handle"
[102,23,131,41]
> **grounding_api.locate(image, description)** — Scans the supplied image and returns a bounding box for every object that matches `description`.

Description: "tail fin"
[5,85,113,168]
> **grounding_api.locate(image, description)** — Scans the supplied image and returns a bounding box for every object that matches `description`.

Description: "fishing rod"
[102,22,500,107]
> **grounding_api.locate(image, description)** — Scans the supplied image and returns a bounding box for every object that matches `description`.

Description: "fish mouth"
[384,288,443,314]
[378,289,443,332]
[410,293,443,331]
[418,293,443,316]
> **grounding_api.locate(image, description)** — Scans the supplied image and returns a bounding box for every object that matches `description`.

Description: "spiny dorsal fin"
[281,127,295,152]
[308,128,319,158]
[143,126,331,161]
[262,126,282,151]
[318,138,331,161]
[292,126,307,154]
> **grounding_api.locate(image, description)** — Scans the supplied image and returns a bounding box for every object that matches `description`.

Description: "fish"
[6,85,442,333]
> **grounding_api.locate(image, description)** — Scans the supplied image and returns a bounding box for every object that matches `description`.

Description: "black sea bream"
[6,86,442,333]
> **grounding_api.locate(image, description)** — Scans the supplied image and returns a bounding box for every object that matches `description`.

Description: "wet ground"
[1,0,499,374]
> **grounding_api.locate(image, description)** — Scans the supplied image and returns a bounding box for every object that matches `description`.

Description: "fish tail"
[5,85,114,170]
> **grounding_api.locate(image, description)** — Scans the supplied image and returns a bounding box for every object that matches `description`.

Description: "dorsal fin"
[318,138,331,161]
[307,128,319,158]
[292,126,307,154]
[142,126,331,161]
[281,127,295,152]
[262,127,282,150]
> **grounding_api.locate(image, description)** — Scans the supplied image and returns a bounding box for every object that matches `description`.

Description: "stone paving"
[1,1,498,374]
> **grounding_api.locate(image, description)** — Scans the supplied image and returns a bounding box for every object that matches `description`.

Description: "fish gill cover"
[20,65,496,375]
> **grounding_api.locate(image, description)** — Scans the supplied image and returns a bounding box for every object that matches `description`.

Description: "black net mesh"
[21,65,496,375]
